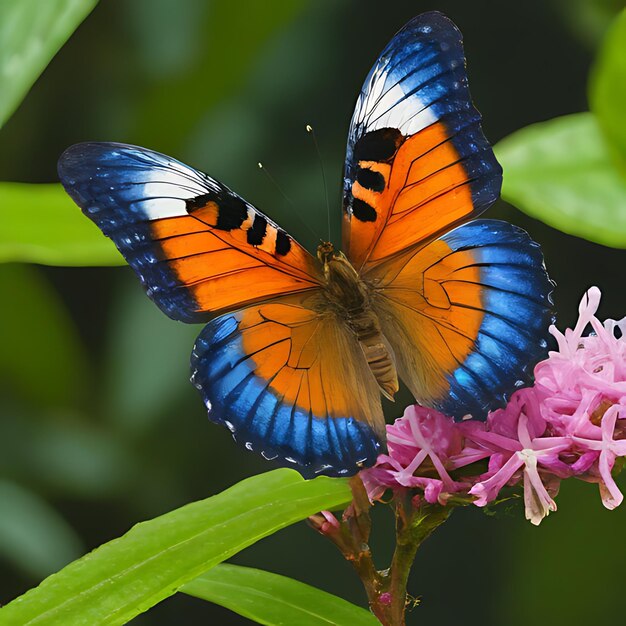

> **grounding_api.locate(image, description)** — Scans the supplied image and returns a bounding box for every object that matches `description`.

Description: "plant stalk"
[384,495,452,625]
[310,479,453,626]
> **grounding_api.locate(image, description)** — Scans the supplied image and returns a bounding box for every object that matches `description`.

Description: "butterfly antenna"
[306,124,331,243]
[257,162,319,242]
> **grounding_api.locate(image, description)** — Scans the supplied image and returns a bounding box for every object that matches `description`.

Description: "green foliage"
[1,2,626,625]
[0,0,310,269]
[590,8,626,171]
[182,564,378,626]
[0,0,115,270]
[102,281,198,433]
[0,0,97,129]
[0,267,142,501]
[132,0,308,154]
[0,264,89,407]
[497,9,626,249]
[496,113,626,248]
[0,481,82,579]
[0,470,351,625]
[3,415,140,499]
[0,183,121,265]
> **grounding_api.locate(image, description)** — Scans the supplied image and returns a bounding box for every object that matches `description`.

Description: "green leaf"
[496,112,626,248]
[0,481,82,579]
[182,564,378,626]
[0,0,98,128]
[0,264,89,407]
[0,469,351,626]
[589,8,626,170]
[0,183,122,266]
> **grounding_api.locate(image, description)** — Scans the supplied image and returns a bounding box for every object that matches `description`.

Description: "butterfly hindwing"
[371,220,554,419]
[58,143,321,323]
[190,294,384,477]
[343,11,502,271]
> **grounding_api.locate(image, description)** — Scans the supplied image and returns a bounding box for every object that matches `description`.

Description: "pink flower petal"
[518,450,558,525]
[470,453,523,506]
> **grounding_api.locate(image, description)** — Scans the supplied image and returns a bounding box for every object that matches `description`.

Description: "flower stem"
[385,494,452,624]
[310,479,453,625]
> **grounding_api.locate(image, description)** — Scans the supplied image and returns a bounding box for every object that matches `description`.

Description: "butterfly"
[58,12,554,478]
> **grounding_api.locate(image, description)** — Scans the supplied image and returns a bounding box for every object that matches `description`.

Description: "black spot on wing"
[247,215,268,245]
[353,128,404,162]
[185,193,213,212]
[216,194,249,230]
[356,167,386,192]
[275,230,292,256]
[352,197,377,222]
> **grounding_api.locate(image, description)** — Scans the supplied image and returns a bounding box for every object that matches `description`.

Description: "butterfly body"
[318,243,399,400]
[59,12,555,477]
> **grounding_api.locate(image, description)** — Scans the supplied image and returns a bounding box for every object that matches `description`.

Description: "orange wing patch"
[371,239,484,405]
[185,198,319,281]
[149,213,320,316]
[190,294,386,476]
[344,121,476,271]
[236,297,385,437]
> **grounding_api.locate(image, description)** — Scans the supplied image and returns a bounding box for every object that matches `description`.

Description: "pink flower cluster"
[361,287,626,525]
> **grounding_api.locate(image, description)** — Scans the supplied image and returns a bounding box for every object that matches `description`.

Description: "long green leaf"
[183,564,378,626]
[0,183,122,266]
[0,470,351,626]
[589,8,626,170]
[496,112,626,248]
[0,0,98,128]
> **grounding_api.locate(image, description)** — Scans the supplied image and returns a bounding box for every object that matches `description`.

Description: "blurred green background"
[1,0,625,623]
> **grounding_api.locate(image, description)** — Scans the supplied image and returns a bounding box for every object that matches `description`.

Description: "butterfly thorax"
[317,242,399,400]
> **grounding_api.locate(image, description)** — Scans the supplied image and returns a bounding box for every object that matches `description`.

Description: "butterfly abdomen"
[351,311,399,402]
[320,247,399,400]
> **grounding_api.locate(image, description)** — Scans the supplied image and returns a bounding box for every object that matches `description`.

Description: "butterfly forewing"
[342,11,502,271]
[58,142,321,323]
